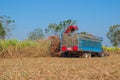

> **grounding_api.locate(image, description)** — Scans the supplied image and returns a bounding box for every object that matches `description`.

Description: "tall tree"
[107,24,120,47]
[28,28,44,40]
[45,19,77,36]
[0,23,6,39]
[45,24,62,36]
[0,15,15,39]
[59,19,77,31]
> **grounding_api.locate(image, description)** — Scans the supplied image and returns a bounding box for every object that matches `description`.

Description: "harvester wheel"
[60,52,66,57]
[96,52,103,57]
[82,53,91,58]
[82,53,88,58]
[88,53,91,58]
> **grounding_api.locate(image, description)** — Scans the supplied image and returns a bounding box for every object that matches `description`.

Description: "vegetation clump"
[0,39,51,58]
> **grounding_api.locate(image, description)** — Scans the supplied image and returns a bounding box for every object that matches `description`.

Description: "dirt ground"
[0,55,120,80]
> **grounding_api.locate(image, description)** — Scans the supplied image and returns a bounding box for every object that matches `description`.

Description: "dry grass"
[0,55,120,80]
[0,39,51,58]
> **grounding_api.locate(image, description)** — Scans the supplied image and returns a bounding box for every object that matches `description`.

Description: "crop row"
[102,46,120,55]
[0,39,51,58]
[0,39,119,58]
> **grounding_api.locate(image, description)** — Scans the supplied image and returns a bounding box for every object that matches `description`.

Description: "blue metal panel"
[60,33,103,53]
[78,38,103,53]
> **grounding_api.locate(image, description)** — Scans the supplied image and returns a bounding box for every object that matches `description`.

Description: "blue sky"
[0,0,120,46]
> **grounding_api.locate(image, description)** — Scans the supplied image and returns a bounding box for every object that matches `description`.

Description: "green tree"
[0,23,6,39]
[45,24,62,36]
[28,28,44,40]
[0,15,15,39]
[107,24,120,47]
[45,19,77,36]
[80,32,93,36]
[59,19,77,31]
[80,32,87,34]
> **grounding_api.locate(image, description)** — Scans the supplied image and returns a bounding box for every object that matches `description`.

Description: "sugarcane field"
[0,0,120,80]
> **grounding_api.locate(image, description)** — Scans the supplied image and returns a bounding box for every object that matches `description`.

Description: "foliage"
[80,32,87,34]
[45,24,62,36]
[45,19,77,36]
[0,39,51,58]
[0,23,6,39]
[59,19,77,31]
[102,46,120,55]
[0,39,36,50]
[107,24,120,47]
[28,28,44,40]
[0,15,15,39]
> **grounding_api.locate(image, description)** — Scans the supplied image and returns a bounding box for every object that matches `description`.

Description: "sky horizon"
[0,0,120,46]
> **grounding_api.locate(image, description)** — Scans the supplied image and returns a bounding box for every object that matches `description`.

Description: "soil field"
[0,55,120,80]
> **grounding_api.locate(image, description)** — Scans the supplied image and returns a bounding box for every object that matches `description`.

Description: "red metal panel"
[72,46,78,51]
[64,26,78,33]
[61,46,67,51]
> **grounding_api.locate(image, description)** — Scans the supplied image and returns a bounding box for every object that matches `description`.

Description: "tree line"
[0,15,120,47]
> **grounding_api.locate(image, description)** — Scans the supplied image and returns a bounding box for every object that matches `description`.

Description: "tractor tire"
[96,52,103,57]
[82,53,88,58]
[88,53,91,58]
[82,53,91,58]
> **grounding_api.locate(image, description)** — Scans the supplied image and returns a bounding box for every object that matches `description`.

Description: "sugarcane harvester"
[50,25,107,57]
